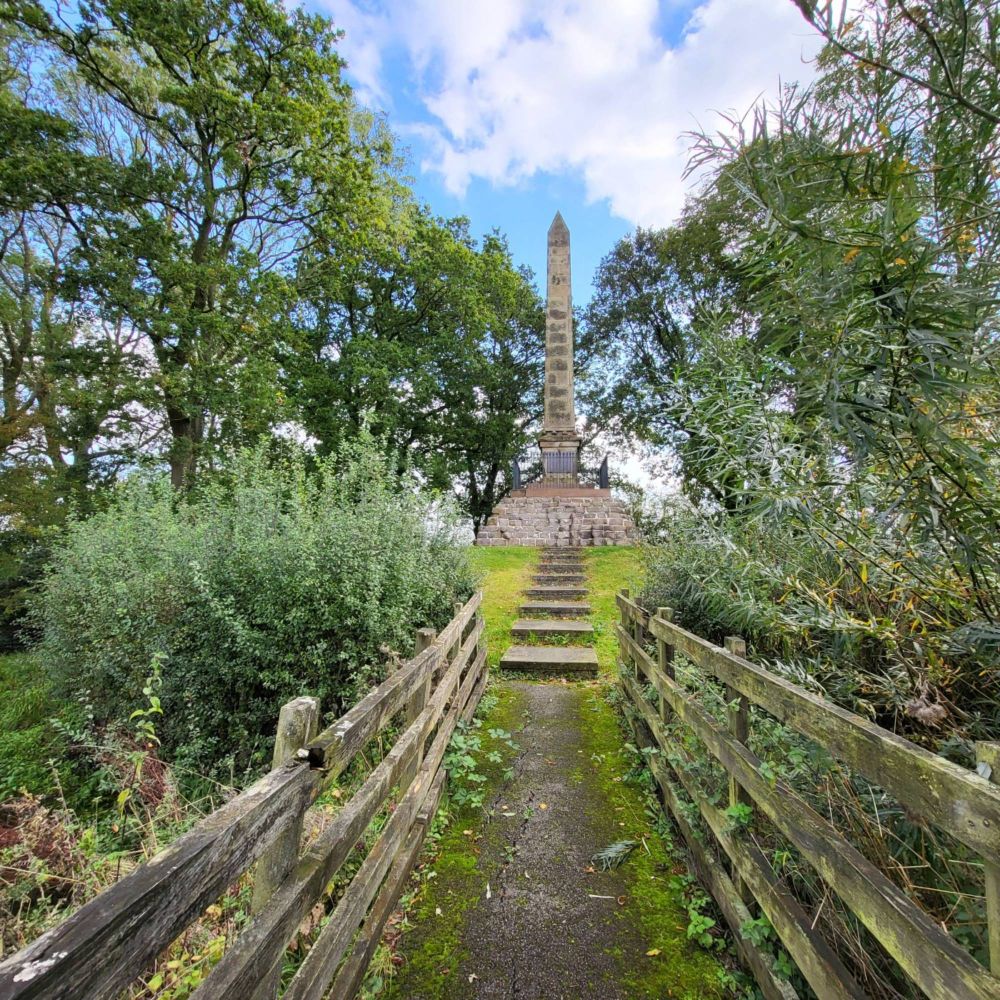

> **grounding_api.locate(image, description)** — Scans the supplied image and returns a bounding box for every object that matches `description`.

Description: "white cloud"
[324,0,820,227]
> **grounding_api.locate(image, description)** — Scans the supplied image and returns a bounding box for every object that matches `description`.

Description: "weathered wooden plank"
[251,698,321,1000]
[976,742,1000,976]
[401,627,437,790]
[460,659,489,726]
[190,631,485,999]
[0,761,318,1000]
[642,609,1000,858]
[618,673,798,1000]
[617,624,1000,1000]
[623,671,864,1000]
[723,636,752,907]
[306,592,482,776]
[281,647,486,1000]
[615,591,649,630]
[326,770,446,1000]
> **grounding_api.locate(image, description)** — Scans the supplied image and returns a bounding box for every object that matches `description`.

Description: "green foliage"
[684,894,719,950]
[291,217,546,532]
[0,653,84,801]
[723,802,752,829]
[31,442,477,774]
[593,1,1000,749]
[443,719,519,811]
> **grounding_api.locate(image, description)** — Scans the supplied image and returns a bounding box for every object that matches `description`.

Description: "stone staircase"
[499,547,599,677]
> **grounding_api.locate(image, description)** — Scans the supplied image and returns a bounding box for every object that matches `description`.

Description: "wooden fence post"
[977,742,1000,975]
[452,601,464,656]
[724,636,753,907]
[251,696,321,1000]
[401,628,437,789]
[620,589,640,681]
[656,608,674,725]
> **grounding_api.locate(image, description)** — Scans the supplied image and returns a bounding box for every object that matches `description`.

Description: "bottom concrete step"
[500,645,599,676]
[519,600,592,617]
[511,618,594,640]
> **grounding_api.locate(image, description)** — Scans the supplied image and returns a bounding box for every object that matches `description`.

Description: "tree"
[0,24,146,643]
[592,0,1000,732]
[425,233,545,533]
[7,0,385,487]
[290,210,546,532]
[583,186,764,511]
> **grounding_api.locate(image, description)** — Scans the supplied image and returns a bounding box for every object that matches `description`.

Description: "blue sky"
[306,0,820,304]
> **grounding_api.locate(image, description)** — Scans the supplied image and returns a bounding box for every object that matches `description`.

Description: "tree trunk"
[167,404,204,490]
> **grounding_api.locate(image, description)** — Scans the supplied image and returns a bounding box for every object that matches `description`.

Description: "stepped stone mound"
[476,493,637,547]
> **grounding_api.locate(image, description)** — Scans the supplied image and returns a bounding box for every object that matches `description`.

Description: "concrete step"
[519,600,592,617]
[499,644,599,677]
[533,573,586,585]
[511,618,594,640]
[536,562,585,572]
[524,585,588,600]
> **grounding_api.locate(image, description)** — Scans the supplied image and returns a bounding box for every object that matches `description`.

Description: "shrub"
[31,443,477,775]
[639,504,1000,750]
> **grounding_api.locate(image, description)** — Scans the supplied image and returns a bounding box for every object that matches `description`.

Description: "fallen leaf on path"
[538,802,549,810]
[468,974,479,983]
[646,949,661,957]
[584,865,596,874]
[617,895,627,906]
[463,829,474,836]
[435,907,443,916]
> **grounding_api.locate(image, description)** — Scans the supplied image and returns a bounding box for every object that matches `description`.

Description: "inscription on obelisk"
[543,212,575,432]
[539,212,581,486]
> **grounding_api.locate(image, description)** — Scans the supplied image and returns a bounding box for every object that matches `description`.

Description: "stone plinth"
[476,494,637,547]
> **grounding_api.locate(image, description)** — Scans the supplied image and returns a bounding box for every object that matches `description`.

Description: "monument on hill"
[538,211,582,486]
[476,213,637,547]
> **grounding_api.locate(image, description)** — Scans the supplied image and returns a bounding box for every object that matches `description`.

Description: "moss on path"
[385,682,728,999]
[380,546,732,999]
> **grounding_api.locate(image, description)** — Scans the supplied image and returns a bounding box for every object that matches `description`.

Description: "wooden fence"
[616,590,1000,1000]
[0,592,487,1000]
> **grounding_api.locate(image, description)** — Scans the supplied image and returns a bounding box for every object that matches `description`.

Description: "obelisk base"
[538,431,582,488]
[475,493,637,547]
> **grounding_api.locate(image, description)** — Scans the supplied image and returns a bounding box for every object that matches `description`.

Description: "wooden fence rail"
[615,590,1000,1000]
[0,592,487,1000]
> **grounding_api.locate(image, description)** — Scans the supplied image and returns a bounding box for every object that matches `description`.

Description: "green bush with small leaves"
[31,442,477,776]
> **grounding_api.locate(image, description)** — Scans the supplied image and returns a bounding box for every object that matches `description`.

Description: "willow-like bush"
[31,444,476,775]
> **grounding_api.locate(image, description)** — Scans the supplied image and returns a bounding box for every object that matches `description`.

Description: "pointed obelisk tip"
[548,210,568,235]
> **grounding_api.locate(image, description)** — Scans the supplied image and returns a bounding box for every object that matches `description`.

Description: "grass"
[582,547,645,674]
[468,546,538,668]
[0,651,84,803]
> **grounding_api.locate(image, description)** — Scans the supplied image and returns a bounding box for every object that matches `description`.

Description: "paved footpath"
[386,679,727,1000]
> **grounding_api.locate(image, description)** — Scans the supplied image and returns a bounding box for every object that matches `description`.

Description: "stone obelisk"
[474,211,637,546]
[539,212,582,486]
